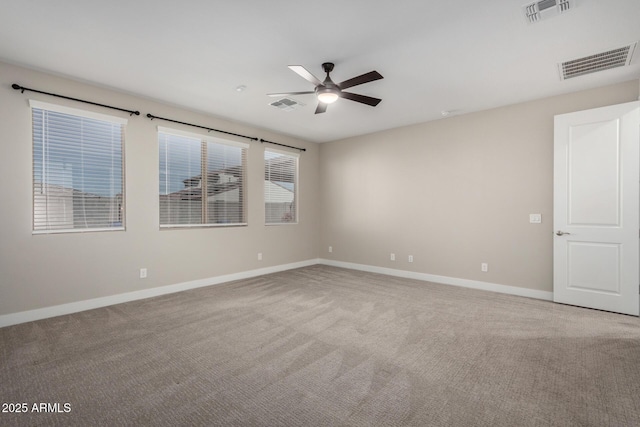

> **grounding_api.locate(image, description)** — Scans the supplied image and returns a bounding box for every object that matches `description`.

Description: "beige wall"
[1,59,637,319]
[0,61,320,316]
[319,80,640,293]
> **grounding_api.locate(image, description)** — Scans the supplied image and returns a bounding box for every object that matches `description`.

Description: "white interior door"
[554,101,640,316]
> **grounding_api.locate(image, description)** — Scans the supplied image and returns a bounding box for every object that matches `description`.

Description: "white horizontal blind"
[265,149,298,224]
[159,129,247,227]
[159,132,202,225]
[206,140,246,225]
[32,105,125,233]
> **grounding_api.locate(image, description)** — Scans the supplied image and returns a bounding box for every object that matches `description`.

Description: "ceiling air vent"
[559,42,637,80]
[269,97,305,112]
[524,0,572,23]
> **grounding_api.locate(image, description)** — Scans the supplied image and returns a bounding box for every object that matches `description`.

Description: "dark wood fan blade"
[289,65,323,86]
[339,91,382,107]
[315,103,327,114]
[338,71,383,90]
[267,91,315,97]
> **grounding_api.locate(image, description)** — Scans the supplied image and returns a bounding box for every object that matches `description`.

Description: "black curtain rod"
[146,113,257,141]
[12,83,140,116]
[147,113,306,152]
[260,138,306,152]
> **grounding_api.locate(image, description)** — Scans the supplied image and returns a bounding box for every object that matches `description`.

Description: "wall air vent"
[559,42,637,80]
[524,0,572,23]
[269,98,305,112]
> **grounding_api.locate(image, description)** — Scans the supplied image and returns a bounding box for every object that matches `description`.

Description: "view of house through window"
[265,149,298,224]
[159,128,248,227]
[31,101,126,233]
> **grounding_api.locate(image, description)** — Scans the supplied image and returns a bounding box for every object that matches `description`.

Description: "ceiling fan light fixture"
[317,88,339,104]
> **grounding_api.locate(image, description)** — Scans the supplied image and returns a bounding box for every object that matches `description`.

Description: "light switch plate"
[529,214,542,224]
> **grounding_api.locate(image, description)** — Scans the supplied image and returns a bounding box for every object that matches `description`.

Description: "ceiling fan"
[268,63,383,114]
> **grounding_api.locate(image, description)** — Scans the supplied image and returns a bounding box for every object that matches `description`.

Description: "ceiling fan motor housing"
[317,63,340,103]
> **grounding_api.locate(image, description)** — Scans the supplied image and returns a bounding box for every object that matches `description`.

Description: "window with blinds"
[158,127,248,227]
[31,101,126,233]
[265,149,298,224]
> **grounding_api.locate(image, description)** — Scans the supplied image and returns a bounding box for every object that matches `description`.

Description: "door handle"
[556,230,571,236]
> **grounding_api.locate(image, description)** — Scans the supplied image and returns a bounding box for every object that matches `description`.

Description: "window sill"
[160,223,248,230]
[32,227,126,235]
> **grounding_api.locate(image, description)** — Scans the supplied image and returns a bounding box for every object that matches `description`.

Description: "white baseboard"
[319,259,554,302]
[0,258,320,328]
[0,257,552,329]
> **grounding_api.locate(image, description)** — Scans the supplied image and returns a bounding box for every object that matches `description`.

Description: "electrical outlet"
[257,252,262,261]
[390,253,395,261]
[408,255,414,263]
[481,263,488,272]
[328,246,333,253]
[139,268,147,279]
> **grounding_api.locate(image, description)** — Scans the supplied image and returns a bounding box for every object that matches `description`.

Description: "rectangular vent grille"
[560,43,637,80]
[524,0,572,23]
[538,0,557,11]
[269,98,305,112]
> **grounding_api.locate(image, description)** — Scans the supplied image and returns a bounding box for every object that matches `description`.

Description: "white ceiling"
[1,0,639,143]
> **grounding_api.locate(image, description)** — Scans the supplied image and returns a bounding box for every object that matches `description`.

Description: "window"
[265,149,298,224]
[158,127,248,227]
[31,101,126,233]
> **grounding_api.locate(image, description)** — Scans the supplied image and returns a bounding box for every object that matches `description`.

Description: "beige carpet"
[1,265,640,426]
